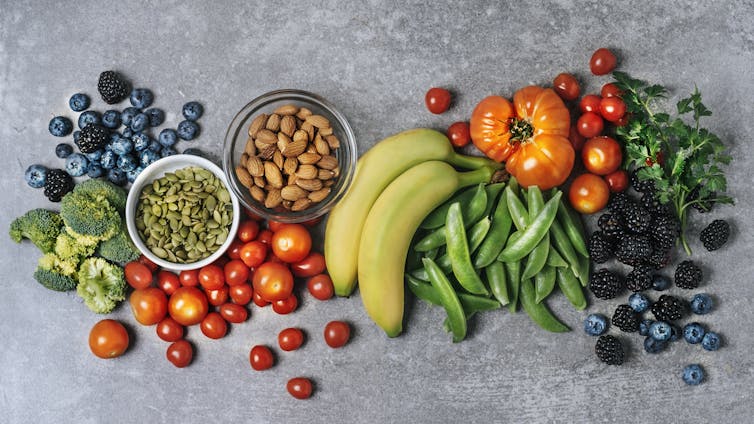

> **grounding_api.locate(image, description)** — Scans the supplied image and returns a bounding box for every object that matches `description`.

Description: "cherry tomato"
[157,270,181,295]
[138,255,159,273]
[198,264,225,290]
[249,345,274,371]
[272,294,298,314]
[271,224,312,263]
[253,262,293,301]
[287,377,313,400]
[425,87,451,114]
[253,291,269,307]
[324,321,350,348]
[237,220,260,243]
[604,169,629,193]
[447,122,471,148]
[129,287,168,326]
[124,261,153,289]
[291,252,326,278]
[568,125,586,152]
[88,319,129,359]
[599,97,627,122]
[239,240,267,268]
[590,47,617,75]
[614,114,629,127]
[300,216,322,227]
[206,286,229,307]
[553,73,580,101]
[212,256,229,269]
[168,286,209,326]
[579,94,602,114]
[278,328,305,351]
[601,82,623,98]
[219,303,248,323]
[156,317,184,342]
[166,340,193,368]
[257,229,273,246]
[569,173,610,214]
[200,312,228,339]
[267,221,285,232]
[229,283,254,305]
[576,112,604,138]
[581,136,622,175]
[224,259,250,286]
[307,274,334,301]
[179,269,199,287]
[227,239,243,260]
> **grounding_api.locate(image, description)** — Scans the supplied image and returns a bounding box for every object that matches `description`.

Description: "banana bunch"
[324,129,499,337]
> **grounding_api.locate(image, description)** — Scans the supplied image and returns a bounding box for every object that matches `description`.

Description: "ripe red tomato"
[219,303,248,323]
[447,122,471,148]
[237,220,260,243]
[278,328,305,351]
[198,264,225,290]
[291,252,326,278]
[166,340,193,368]
[249,345,274,371]
[614,114,629,127]
[272,294,298,314]
[307,274,334,301]
[239,240,267,268]
[200,312,228,339]
[224,259,250,286]
[212,256,229,269]
[324,321,350,348]
[569,173,610,214]
[425,87,451,114]
[227,239,243,260]
[579,94,602,114]
[138,255,159,273]
[599,96,627,122]
[604,169,629,193]
[157,270,181,295]
[568,125,586,152]
[124,261,153,289]
[553,73,580,101]
[179,269,199,287]
[129,287,168,326]
[156,317,184,342]
[601,83,623,98]
[168,286,209,326]
[287,377,313,400]
[253,262,294,301]
[88,319,129,359]
[576,112,604,138]
[257,229,273,246]
[590,48,617,75]
[267,221,285,232]
[206,286,229,307]
[229,283,253,305]
[581,136,623,175]
[271,224,312,263]
[253,291,269,307]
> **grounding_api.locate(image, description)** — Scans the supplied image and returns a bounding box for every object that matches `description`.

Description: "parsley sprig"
[612,71,733,255]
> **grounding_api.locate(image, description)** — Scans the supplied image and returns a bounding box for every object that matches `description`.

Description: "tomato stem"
[508,118,533,144]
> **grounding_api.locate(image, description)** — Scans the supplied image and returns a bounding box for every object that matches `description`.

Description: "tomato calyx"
[508,117,533,144]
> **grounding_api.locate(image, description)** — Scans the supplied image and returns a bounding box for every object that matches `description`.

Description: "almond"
[264,161,284,188]
[295,164,318,179]
[240,153,249,168]
[292,129,309,144]
[319,126,333,136]
[258,145,276,160]
[280,115,297,137]
[317,155,338,170]
[301,121,315,141]
[273,150,284,170]
[306,114,330,129]
[256,129,277,144]
[254,139,270,151]
[324,179,335,187]
[283,157,298,176]
[314,134,330,155]
[264,189,283,208]
[277,132,291,152]
[287,174,297,186]
[297,152,321,165]
[273,104,299,116]
[265,113,281,132]
[291,198,312,212]
[281,185,308,201]
[282,139,307,158]
[253,176,266,188]
[306,143,318,153]
[295,107,312,120]
[248,113,268,138]
[244,137,257,156]
[318,168,335,180]
[246,156,264,177]
[250,185,265,202]
[235,165,252,187]
[296,178,323,192]
[308,187,331,203]
[325,134,340,149]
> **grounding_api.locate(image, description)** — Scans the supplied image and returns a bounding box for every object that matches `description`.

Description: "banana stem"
[457,165,495,188]
[447,152,502,171]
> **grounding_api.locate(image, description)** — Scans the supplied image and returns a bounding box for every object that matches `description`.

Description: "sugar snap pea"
[406,273,441,305]
[505,187,529,231]
[498,191,562,263]
[534,265,557,304]
[520,278,570,332]
[575,253,591,287]
[480,182,506,219]
[445,203,489,296]
[555,267,587,310]
[546,247,569,268]
[431,216,491,275]
[442,294,501,332]
[422,258,466,342]
[507,176,519,195]
[414,184,488,252]
[474,186,513,268]
[421,185,477,230]
[556,197,589,258]
[504,259,521,313]
[521,186,549,280]
[485,261,509,305]
[549,219,583,281]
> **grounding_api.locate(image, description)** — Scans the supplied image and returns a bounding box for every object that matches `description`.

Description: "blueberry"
[130,113,149,132]
[140,149,160,167]
[145,108,165,127]
[683,322,706,344]
[111,136,133,156]
[78,110,101,129]
[177,120,200,140]
[117,154,137,172]
[107,168,127,186]
[690,293,714,314]
[55,143,74,159]
[649,321,672,341]
[652,274,671,291]
[130,88,154,109]
[101,110,122,129]
[182,101,204,121]
[69,93,90,112]
[639,319,654,337]
[121,107,140,126]
[65,153,89,177]
[122,127,134,139]
[73,130,81,143]
[159,128,178,147]
[24,164,48,188]
[100,150,116,169]
[701,332,721,351]
[583,313,608,336]
[669,324,681,342]
[126,166,144,183]
[183,147,203,157]
[643,336,667,354]
[148,139,162,153]
[629,293,650,313]
[682,364,704,386]
[85,149,103,162]
[132,133,151,151]
[49,116,73,137]
[87,164,104,178]
[161,147,178,157]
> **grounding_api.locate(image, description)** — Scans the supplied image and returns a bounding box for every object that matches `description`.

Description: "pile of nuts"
[235,104,341,212]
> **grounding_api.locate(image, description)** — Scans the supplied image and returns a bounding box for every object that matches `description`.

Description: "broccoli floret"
[9,209,64,253]
[76,257,126,314]
[55,229,97,260]
[38,252,79,276]
[65,227,102,247]
[34,268,77,291]
[60,190,121,241]
[96,224,140,265]
[73,178,127,212]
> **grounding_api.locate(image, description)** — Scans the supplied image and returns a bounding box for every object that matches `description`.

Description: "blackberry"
[700,220,730,251]
[76,124,109,153]
[589,269,623,299]
[688,185,715,213]
[607,192,631,218]
[630,167,655,193]
[588,231,614,264]
[43,169,74,202]
[615,235,652,267]
[650,214,680,252]
[612,304,640,332]
[640,191,670,215]
[675,260,702,289]
[595,335,624,365]
[625,265,652,292]
[597,213,624,240]
[623,203,652,234]
[97,71,129,104]
[651,294,687,322]
[646,247,671,269]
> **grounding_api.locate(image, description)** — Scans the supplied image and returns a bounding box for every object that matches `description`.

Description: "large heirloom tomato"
[470,86,575,189]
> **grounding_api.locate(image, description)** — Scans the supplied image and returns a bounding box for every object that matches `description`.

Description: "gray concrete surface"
[1,1,753,423]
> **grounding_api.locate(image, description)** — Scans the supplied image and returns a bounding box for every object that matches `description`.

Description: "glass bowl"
[222,89,357,223]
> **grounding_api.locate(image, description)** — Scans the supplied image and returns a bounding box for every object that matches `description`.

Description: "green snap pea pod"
[521,186,549,280]
[474,187,513,268]
[424,247,439,261]
[480,182,506,219]
[422,257,466,342]
[555,267,587,310]
[414,184,488,252]
[534,265,557,304]
[409,267,430,282]
[485,261,509,306]
[432,217,490,274]
[421,185,477,230]
[507,176,519,196]
[442,294,501,332]
[405,242,423,272]
[549,219,583,281]
[504,258,521,313]
[498,192,562,263]
[445,203,489,296]
[556,197,589,259]
[405,273,441,305]
[506,187,529,231]
[576,253,590,287]
[520,278,570,332]
[546,247,569,268]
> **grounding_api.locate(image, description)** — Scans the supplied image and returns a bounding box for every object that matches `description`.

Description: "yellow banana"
[325,128,496,297]
[358,161,495,337]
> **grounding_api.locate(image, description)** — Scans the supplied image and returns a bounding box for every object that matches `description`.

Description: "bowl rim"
[125,154,241,271]
[222,89,357,223]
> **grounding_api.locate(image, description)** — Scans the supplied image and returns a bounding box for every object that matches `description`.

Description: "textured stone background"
[1,1,753,423]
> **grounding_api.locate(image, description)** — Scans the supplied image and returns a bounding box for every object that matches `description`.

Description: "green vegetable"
[534,265,556,304]
[504,256,521,313]
[546,246,568,268]
[521,186,549,280]
[549,220,582,281]
[613,71,733,254]
[444,203,488,296]
[474,183,513,268]
[555,198,589,259]
[505,186,529,231]
[9,209,64,253]
[34,253,79,291]
[422,257,466,342]
[555,267,587,310]
[60,190,120,241]
[498,191,561,263]
[414,183,488,252]
[72,178,127,212]
[520,278,569,332]
[420,185,477,230]
[54,229,97,260]
[76,257,126,314]
[96,223,140,265]
[485,261,508,305]
[433,217,490,274]
[479,182,506,219]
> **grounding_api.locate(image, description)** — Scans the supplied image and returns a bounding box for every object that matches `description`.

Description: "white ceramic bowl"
[125,154,241,271]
